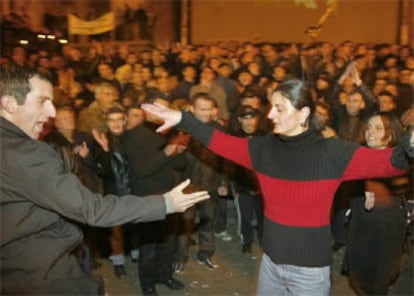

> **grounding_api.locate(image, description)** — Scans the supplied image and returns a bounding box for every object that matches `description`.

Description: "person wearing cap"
[228,105,268,253]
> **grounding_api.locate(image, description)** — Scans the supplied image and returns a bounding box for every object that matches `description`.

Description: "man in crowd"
[0,68,209,295]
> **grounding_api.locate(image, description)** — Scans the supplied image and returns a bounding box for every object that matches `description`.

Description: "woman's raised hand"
[141,103,183,133]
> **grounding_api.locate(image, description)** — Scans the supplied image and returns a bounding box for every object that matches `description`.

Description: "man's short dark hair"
[0,68,53,105]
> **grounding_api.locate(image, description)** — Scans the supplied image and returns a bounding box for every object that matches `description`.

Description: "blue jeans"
[257,253,331,296]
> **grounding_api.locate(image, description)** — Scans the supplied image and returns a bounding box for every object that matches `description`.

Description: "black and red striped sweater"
[177,112,407,267]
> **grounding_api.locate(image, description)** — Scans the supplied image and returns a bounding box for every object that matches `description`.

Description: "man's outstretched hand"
[164,179,209,212]
[142,103,182,133]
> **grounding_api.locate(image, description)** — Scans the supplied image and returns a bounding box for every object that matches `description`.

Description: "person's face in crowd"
[141,67,153,81]
[373,79,387,94]
[238,71,253,86]
[272,66,287,82]
[378,95,396,112]
[153,66,169,78]
[38,57,51,70]
[51,55,65,70]
[268,92,308,137]
[179,49,192,63]
[200,67,215,83]
[375,68,389,80]
[183,66,196,81]
[96,86,119,113]
[151,50,166,65]
[133,63,143,73]
[98,64,113,79]
[399,69,412,84]
[126,53,138,65]
[315,105,330,127]
[12,46,26,65]
[169,76,179,91]
[345,93,364,116]
[106,112,126,136]
[121,96,135,107]
[191,98,215,123]
[342,76,355,92]
[384,84,399,97]
[320,42,333,56]
[387,67,399,81]
[11,76,56,139]
[405,57,414,71]
[155,77,169,92]
[126,107,145,129]
[217,64,232,78]
[365,115,390,149]
[355,57,367,72]
[316,78,330,90]
[247,62,260,76]
[339,92,348,105]
[241,96,262,110]
[132,71,144,86]
[145,98,169,124]
[384,57,398,68]
[140,51,152,63]
[54,109,75,133]
[366,49,377,63]
[208,58,221,71]
[238,114,259,135]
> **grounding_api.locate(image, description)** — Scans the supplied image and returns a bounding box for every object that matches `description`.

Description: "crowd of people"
[1,39,414,296]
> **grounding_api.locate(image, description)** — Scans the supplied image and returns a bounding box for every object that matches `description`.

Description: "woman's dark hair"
[273,79,315,123]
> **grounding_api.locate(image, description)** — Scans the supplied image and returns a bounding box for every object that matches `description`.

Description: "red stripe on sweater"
[209,130,253,169]
[257,173,341,227]
[342,147,405,181]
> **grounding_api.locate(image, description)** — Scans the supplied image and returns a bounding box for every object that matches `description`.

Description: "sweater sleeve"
[177,112,254,169]
[342,146,406,181]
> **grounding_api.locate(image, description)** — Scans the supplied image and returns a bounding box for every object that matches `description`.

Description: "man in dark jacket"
[122,93,189,296]
[0,68,209,295]
[93,106,135,279]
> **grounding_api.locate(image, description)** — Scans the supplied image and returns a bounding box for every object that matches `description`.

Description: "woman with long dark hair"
[142,79,414,295]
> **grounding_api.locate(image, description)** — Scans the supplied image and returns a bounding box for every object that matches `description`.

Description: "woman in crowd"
[141,79,414,295]
[344,112,412,295]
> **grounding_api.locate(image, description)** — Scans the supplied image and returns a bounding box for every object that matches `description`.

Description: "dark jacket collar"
[0,117,31,140]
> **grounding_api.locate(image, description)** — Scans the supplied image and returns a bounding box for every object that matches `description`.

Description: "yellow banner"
[68,13,114,35]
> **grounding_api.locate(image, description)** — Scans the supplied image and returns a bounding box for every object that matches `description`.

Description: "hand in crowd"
[364,192,375,211]
[73,141,90,158]
[142,103,182,133]
[92,128,109,152]
[164,179,210,212]
[338,61,360,86]
[164,144,187,157]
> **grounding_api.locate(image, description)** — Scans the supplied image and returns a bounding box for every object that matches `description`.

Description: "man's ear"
[0,95,18,114]
[189,105,194,113]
